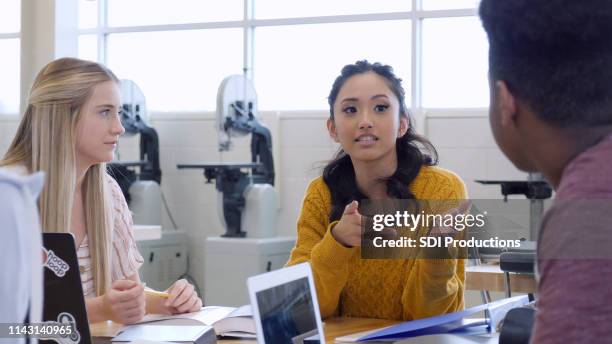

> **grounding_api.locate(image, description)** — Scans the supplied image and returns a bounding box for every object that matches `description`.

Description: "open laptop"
[247,262,325,344]
[41,233,91,344]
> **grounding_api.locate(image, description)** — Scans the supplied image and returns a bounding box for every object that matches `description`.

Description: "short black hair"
[479,0,612,127]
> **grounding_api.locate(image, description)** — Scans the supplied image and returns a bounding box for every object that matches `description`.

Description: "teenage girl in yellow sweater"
[286,60,466,321]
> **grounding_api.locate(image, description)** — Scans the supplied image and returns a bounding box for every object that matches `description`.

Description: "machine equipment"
[476,173,552,241]
[177,74,293,306]
[108,79,162,225]
[177,74,276,238]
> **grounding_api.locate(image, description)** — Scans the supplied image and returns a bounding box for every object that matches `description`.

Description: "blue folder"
[358,295,529,341]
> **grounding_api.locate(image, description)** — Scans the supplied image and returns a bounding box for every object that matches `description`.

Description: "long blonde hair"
[1,57,120,295]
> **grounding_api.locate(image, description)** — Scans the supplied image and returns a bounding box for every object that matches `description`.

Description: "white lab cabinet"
[137,231,188,291]
[203,236,295,306]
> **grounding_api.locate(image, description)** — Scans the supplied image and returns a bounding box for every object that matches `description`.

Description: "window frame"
[0,5,21,117]
[78,0,485,116]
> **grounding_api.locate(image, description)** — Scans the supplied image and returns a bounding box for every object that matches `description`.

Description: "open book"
[126,305,255,338]
[113,325,217,343]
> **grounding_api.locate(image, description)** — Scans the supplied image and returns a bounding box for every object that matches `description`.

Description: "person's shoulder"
[104,174,134,236]
[0,166,44,198]
[105,173,128,206]
[0,174,24,202]
[539,198,612,259]
[0,164,30,178]
[305,176,330,197]
[0,167,23,187]
[412,165,467,199]
[0,168,44,229]
[301,176,334,211]
[418,165,463,184]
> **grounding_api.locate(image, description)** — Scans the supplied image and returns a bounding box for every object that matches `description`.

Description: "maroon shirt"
[532,133,612,343]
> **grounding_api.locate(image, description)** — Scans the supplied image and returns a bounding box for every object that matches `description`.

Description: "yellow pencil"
[144,287,170,298]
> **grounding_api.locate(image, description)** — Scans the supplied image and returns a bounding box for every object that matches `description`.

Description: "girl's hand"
[163,279,202,314]
[428,200,472,236]
[331,201,363,247]
[102,280,146,324]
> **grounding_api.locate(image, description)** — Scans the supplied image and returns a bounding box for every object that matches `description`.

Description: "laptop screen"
[255,276,320,344]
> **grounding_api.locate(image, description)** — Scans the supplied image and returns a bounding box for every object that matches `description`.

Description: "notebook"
[124,305,255,338]
[112,325,217,343]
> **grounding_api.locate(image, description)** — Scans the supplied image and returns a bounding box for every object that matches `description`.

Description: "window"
[255,20,411,110]
[422,0,480,11]
[78,34,98,62]
[106,29,243,111]
[0,0,20,115]
[77,0,487,112]
[255,0,410,19]
[79,0,244,112]
[422,17,489,108]
[0,0,20,33]
[78,0,98,29]
[0,39,20,114]
[107,0,243,27]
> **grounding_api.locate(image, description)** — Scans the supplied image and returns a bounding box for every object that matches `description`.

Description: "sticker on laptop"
[43,248,70,278]
[38,312,81,344]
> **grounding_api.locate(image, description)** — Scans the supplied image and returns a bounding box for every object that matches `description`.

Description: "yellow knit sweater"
[286,165,467,321]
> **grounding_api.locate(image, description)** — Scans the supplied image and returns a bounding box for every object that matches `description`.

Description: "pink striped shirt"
[78,176,144,297]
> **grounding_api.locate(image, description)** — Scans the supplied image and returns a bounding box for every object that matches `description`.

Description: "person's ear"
[398,116,409,138]
[495,81,518,127]
[327,118,340,142]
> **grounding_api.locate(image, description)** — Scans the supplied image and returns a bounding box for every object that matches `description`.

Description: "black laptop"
[41,232,92,344]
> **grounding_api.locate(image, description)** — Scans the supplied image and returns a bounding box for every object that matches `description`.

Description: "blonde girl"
[1,58,201,324]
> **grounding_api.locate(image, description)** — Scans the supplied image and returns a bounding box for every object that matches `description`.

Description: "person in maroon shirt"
[479,1,612,343]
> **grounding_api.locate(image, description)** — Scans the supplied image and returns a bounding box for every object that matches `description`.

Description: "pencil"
[144,287,170,298]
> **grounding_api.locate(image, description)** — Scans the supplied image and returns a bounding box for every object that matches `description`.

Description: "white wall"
[424,110,528,198]
[0,110,526,289]
[0,118,19,155]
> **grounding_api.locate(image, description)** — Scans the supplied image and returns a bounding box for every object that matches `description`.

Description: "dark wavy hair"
[323,60,438,222]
